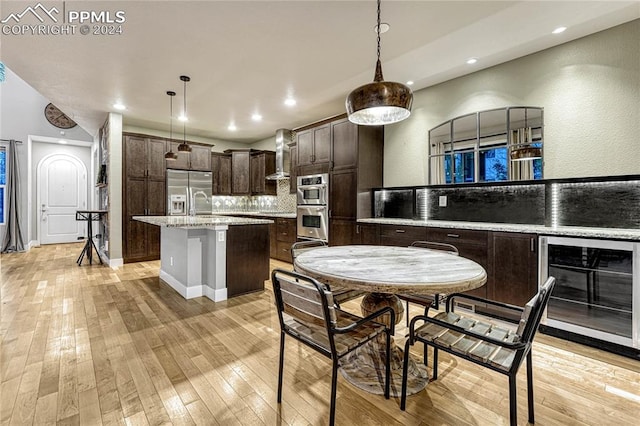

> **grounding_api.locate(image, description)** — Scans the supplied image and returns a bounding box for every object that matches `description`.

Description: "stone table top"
[294,245,487,295]
[133,215,273,228]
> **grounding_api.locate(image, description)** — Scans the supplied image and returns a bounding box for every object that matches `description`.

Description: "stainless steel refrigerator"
[166,170,212,216]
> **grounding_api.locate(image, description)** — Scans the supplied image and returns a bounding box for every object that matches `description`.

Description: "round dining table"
[294,245,487,396]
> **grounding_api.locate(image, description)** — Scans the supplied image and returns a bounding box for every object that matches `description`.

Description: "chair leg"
[330,359,339,426]
[509,374,517,426]
[527,351,535,424]
[433,348,439,380]
[423,342,428,366]
[277,333,285,403]
[385,330,391,399]
[400,339,412,410]
[405,301,410,326]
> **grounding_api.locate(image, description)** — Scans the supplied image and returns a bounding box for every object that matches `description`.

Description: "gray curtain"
[2,140,25,253]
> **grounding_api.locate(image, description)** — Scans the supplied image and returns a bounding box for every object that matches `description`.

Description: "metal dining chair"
[401,277,556,426]
[290,240,364,307]
[271,268,394,426]
[397,241,460,325]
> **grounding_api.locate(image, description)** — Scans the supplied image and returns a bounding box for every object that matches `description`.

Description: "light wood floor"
[1,243,639,425]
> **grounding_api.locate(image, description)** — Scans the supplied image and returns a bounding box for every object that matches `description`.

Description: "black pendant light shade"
[164,91,178,161]
[177,75,192,153]
[346,0,413,126]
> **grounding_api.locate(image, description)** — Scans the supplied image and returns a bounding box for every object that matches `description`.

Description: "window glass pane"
[479,147,508,182]
[453,151,475,183]
[0,187,4,225]
[0,149,6,185]
[444,155,452,184]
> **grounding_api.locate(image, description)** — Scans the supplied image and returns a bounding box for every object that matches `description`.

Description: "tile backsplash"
[210,178,296,213]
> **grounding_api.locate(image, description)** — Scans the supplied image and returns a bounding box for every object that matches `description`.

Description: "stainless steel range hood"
[266,129,293,180]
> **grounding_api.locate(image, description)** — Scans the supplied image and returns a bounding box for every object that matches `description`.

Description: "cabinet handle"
[447,233,460,238]
[356,225,360,234]
[531,237,535,252]
[395,229,405,233]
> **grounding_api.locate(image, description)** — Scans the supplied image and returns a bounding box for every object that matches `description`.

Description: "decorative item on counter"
[164,90,178,160]
[345,0,413,125]
[177,75,192,153]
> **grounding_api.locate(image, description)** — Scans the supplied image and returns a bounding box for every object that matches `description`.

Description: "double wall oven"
[297,173,329,242]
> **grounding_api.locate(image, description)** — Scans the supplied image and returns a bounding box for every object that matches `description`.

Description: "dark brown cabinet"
[168,141,211,171]
[427,227,489,299]
[250,151,276,195]
[229,150,251,195]
[356,223,379,245]
[189,144,212,171]
[380,224,427,247]
[123,134,166,263]
[488,232,538,307]
[275,218,297,263]
[297,124,331,167]
[211,152,231,195]
[289,143,297,194]
[328,119,383,246]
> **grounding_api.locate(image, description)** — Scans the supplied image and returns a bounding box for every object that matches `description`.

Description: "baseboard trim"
[159,270,204,299]
[109,258,124,269]
[204,286,227,302]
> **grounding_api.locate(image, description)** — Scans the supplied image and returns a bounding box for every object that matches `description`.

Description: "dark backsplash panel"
[374,189,415,219]
[554,180,640,228]
[424,184,546,224]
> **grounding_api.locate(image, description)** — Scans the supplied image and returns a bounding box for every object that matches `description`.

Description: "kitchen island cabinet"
[133,215,272,301]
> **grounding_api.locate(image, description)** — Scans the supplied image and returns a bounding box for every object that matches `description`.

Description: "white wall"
[384,19,640,186]
[0,67,94,246]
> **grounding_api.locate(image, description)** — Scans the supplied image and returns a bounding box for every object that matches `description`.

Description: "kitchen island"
[134,215,273,302]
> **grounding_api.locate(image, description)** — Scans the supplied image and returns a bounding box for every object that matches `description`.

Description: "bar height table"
[76,210,108,266]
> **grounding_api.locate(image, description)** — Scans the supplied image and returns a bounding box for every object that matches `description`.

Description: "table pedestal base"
[338,292,428,397]
[339,336,428,397]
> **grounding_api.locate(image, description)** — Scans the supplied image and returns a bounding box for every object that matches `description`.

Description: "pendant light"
[345,0,413,126]
[510,108,542,161]
[177,75,192,153]
[164,91,178,161]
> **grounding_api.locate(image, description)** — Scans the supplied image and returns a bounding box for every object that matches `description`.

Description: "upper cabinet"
[224,149,277,196]
[168,141,212,171]
[124,134,166,180]
[250,151,277,195]
[296,124,331,167]
[428,106,543,185]
[289,143,297,194]
[211,152,231,195]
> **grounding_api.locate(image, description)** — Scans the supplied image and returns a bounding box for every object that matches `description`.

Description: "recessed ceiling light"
[466,58,478,65]
[178,115,188,122]
[284,97,297,107]
[251,113,262,121]
[406,81,414,86]
[228,123,237,131]
[552,26,567,34]
[113,102,126,110]
[58,139,67,144]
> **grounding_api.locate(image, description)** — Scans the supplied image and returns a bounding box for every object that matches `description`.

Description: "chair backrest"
[291,240,328,262]
[516,276,556,344]
[271,268,337,349]
[410,240,459,255]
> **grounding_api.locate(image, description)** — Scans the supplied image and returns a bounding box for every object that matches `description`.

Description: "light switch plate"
[218,232,225,242]
[439,195,448,207]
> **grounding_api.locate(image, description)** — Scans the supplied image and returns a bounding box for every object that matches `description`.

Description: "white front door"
[38,154,87,244]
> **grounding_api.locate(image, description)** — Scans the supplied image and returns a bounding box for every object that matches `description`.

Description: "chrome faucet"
[189,189,209,216]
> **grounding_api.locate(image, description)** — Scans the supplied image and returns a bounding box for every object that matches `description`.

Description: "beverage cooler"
[539,236,639,351]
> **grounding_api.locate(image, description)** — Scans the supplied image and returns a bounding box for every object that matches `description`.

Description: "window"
[0,146,5,225]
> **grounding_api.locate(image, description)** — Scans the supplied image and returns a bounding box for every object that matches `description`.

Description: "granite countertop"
[134,215,273,228]
[209,211,297,219]
[357,218,640,241]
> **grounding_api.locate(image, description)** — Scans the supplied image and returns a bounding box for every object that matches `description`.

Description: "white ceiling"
[2,1,639,143]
